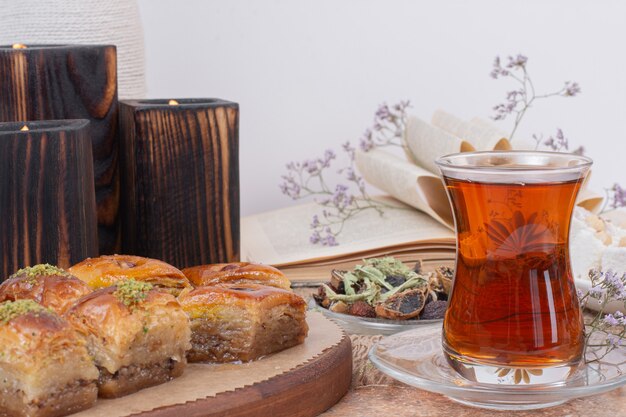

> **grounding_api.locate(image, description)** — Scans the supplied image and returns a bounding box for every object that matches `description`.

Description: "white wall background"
[137,0,626,216]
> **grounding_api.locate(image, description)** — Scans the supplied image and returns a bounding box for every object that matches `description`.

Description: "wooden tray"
[139,334,352,417]
[74,313,351,417]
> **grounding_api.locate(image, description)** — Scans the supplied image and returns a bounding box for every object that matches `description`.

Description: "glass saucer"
[308,298,442,335]
[369,324,626,410]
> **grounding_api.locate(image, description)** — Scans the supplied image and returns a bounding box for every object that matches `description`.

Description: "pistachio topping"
[0,300,52,324]
[113,279,153,307]
[10,264,69,280]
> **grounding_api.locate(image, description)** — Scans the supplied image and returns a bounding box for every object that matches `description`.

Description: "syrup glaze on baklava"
[0,300,99,417]
[69,255,192,295]
[182,262,291,290]
[0,264,92,314]
[65,280,191,398]
[178,283,308,363]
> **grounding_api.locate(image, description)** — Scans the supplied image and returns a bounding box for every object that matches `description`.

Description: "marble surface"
[321,385,626,417]
[294,287,626,416]
[324,330,626,416]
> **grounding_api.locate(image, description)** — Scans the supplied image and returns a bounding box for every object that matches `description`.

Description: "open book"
[355,110,603,230]
[242,110,604,282]
[241,196,456,281]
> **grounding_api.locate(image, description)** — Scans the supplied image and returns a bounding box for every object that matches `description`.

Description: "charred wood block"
[0,44,119,254]
[0,120,98,278]
[119,99,239,268]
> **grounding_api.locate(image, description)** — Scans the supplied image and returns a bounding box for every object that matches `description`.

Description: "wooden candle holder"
[0,44,119,254]
[119,99,240,269]
[0,120,98,277]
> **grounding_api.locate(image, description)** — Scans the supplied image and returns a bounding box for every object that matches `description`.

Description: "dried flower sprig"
[531,128,585,155]
[600,183,626,213]
[279,101,410,246]
[579,269,626,363]
[490,54,580,142]
[359,101,410,152]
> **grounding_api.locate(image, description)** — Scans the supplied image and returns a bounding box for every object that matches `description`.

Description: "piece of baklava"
[65,280,191,398]
[69,254,191,295]
[0,264,92,314]
[182,262,291,290]
[178,283,308,363]
[0,300,99,417]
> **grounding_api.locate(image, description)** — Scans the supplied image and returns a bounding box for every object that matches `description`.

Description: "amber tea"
[436,151,592,385]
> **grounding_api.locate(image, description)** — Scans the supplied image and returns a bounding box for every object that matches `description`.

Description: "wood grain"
[0,44,119,254]
[0,120,98,278]
[135,334,352,417]
[119,99,240,269]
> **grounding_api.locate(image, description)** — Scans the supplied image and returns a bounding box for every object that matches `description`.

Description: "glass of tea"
[435,151,592,385]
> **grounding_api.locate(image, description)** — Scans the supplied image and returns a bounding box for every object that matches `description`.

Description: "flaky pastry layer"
[182,263,291,290]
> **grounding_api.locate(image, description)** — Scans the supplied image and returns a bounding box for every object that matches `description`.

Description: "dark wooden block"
[0,44,119,254]
[119,99,240,269]
[0,120,98,277]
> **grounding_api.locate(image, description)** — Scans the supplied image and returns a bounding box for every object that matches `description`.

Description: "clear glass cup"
[435,151,592,385]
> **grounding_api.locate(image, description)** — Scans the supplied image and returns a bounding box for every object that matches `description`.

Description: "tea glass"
[435,151,592,385]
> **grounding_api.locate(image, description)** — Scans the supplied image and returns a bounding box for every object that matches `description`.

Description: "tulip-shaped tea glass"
[436,151,592,385]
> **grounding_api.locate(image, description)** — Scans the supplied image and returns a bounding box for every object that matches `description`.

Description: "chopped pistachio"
[10,264,69,280]
[113,279,153,308]
[0,300,52,323]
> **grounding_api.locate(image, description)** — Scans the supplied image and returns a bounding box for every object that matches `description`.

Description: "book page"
[355,149,453,228]
[432,110,511,151]
[241,196,454,267]
[403,115,475,174]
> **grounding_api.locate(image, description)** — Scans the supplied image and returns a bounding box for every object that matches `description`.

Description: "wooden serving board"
[139,335,352,417]
[74,313,351,417]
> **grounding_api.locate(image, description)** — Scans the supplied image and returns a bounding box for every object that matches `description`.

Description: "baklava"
[178,283,308,363]
[69,254,192,295]
[0,264,92,314]
[0,300,99,417]
[182,262,291,290]
[65,280,191,398]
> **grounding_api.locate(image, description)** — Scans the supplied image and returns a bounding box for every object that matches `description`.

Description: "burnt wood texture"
[0,44,119,254]
[0,120,98,277]
[119,99,240,269]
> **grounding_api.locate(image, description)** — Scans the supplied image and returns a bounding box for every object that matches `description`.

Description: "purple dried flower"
[563,81,581,97]
[375,104,391,120]
[345,167,358,182]
[607,333,623,347]
[279,175,301,200]
[603,314,620,327]
[490,56,510,79]
[342,141,356,161]
[359,128,374,152]
[309,230,321,244]
[506,54,528,68]
[604,270,626,299]
[302,159,320,175]
[280,100,410,247]
[320,149,336,168]
[589,284,604,299]
[321,234,338,246]
[611,184,626,209]
[393,101,410,112]
[310,215,320,228]
[544,128,569,151]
